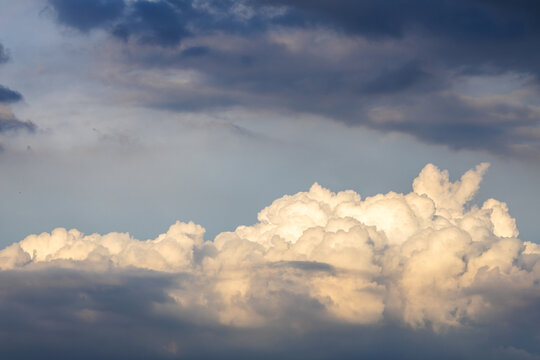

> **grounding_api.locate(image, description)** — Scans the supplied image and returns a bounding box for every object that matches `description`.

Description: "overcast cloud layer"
[36,0,540,158]
[1,164,539,358]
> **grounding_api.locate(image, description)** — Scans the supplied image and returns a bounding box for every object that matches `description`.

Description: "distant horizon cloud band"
[1,164,539,358]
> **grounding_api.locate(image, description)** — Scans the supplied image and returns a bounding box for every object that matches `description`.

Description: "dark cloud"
[254,0,540,37]
[48,0,280,46]
[109,38,540,156]
[112,0,192,46]
[0,43,35,140]
[45,0,540,73]
[49,0,126,32]
[181,46,211,57]
[364,94,540,157]
[48,0,540,45]
[46,0,540,158]
[0,268,538,359]
[46,0,540,75]
[0,85,23,104]
[359,62,432,95]
[0,270,180,359]
[248,0,540,79]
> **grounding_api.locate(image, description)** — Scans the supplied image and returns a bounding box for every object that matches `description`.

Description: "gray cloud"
[0,42,9,63]
[48,0,284,46]
[48,0,126,32]
[48,0,540,74]
[0,106,35,134]
[254,0,540,75]
[0,118,35,133]
[44,0,540,158]
[111,0,192,46]
[0,43,36,144]
[0,265,538,359]
[366,94,540,158]
[102,36,540,157]
[359,62,431,95]
[0,85,23,104]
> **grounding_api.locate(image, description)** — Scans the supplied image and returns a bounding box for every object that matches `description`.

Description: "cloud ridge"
[1,163,538,331]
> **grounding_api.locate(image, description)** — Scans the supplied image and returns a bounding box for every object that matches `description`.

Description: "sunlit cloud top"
[2,164,538,328]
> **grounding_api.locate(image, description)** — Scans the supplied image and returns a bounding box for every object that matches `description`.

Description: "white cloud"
[1,163,538,331]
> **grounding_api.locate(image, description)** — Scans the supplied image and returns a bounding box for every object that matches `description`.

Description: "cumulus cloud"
[0,163,539,358]
[1,163,538,338]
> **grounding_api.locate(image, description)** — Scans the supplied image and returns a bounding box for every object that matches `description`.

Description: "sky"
[0,0,539,359]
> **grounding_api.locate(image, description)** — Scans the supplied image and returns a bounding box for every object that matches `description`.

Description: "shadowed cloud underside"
[41,0,540,158]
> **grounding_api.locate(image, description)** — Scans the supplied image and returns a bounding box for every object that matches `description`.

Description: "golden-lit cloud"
[1,163,538,331]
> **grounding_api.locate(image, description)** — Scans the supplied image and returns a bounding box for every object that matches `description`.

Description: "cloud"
[0,85,23,104]
[111,0,192,46]
[367,94,540,158]
[256,0,540,34]
[0,164,538,357]
[48,0,126,32]
[48,0,285,46]
[101,33,540,157]
[43,0,540,158]
[359,62,430,95]
[0,43,36,148]
[0,42,9,64]
[0,105,36,133]
[47,0,540,75]
[50,0,540,51]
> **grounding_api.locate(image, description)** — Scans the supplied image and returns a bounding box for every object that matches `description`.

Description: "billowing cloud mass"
[1,164,539,358]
